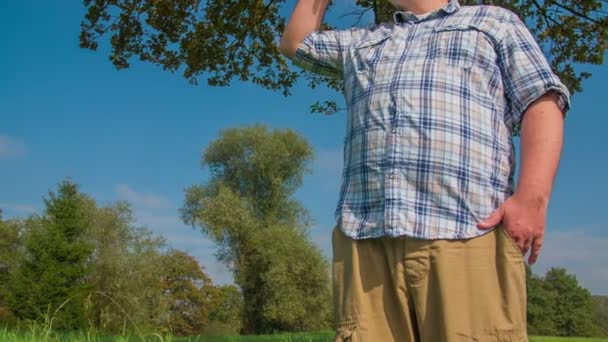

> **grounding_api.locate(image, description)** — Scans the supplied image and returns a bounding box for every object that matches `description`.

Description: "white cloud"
[116,184,170,209]
[529,229,608,295]
[0,134,26,160]
[134,211,184,231]
[0,203,37,217]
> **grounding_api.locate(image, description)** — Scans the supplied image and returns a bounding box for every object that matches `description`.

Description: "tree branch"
[550,1,600,23]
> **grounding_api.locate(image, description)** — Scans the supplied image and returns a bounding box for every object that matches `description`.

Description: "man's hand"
[477,192,547,265]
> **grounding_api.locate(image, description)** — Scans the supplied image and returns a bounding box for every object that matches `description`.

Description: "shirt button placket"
[385,105,398,233]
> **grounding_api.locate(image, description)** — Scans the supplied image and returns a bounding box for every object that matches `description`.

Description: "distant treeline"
[1,179,605,338]
[0,180,244,336]
[526,266,606,337]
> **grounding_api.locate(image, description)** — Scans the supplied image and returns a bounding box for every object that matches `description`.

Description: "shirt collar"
[393,0,460,24]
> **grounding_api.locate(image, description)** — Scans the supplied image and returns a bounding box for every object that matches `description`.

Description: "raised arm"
[279,0,331,59]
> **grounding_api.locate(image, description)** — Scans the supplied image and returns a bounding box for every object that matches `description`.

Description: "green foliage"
[181,125,332,333]
[527,267,559,336]
[1,180,221,337]
[84,200,219,336]
[206,285,244,336]
[8,179,94,330]
[527,267,601,337]
[160,250,216,336]
[79,0,606,111]
[244,225,332,332]
[592,296,608,337]
[79,0,298,96]
[0,214,23,326]
[545,268,598,337]
[84,200,170,335]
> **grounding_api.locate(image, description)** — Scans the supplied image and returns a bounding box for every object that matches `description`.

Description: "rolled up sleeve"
[290,28,358,78]
[497,13,571,132]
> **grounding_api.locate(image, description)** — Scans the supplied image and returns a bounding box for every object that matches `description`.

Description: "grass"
[1,328,608,342]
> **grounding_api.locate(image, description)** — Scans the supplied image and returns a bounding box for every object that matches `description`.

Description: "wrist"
[512,190,550,211]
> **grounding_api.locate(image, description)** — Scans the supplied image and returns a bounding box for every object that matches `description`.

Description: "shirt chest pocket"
[417,24,481,69]
[351,34,392,75]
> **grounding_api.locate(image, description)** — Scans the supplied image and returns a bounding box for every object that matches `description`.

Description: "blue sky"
[1,1,606,295]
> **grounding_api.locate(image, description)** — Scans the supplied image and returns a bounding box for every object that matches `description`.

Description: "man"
[279,0,570,341]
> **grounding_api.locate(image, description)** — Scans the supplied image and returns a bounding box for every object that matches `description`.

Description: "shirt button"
[391,128,397,134]
[389,173,395,180]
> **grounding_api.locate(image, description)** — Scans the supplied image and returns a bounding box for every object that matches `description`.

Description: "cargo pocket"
[334,319,360,342]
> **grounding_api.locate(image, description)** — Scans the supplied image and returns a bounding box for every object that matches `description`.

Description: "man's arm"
[279,0,331,59]
[517,92,564,213]
[478,92,564,264]
[514,92,564,264]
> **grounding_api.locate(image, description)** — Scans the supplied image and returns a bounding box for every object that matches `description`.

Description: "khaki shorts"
[332,224,527,342]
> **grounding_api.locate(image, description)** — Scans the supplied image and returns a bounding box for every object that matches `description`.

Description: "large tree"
[84,200,171,335]
[543,267,599,337]
[79,0,606,113]
[8,179,94,330]
[527,266,601,337]
[180,125,332,333]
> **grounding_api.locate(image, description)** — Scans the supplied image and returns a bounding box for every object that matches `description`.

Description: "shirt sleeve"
[496,12,571,132]
[289,28,359,78]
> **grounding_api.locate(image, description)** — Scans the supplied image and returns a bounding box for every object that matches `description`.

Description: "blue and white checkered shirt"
[291,0,570,240]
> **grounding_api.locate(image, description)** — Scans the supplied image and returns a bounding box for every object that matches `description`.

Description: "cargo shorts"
[331,224,528,342]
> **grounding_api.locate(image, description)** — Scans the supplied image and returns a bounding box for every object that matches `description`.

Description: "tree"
[1,182,222,335]
[592,295,608,337]
[84,200,136,332]
[527,267,599,337]
[8,179,94,330]
[526,266,559,336]
[243,223,332,332]
[79,0,606,112]
[159,249,216,336]
[84,200,172,334]
[0,214,24,326]
[180,125,332,333]
[543,267,598,337]
[206,285,244,335]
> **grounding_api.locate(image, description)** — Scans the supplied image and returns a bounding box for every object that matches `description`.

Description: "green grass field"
[1,328,607,342]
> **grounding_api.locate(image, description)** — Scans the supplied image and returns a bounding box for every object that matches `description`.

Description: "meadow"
[1,328,607,342]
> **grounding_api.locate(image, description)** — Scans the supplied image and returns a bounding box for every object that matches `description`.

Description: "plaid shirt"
[291,0,570,239]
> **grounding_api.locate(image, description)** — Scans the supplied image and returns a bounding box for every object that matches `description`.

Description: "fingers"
[521,238,532,256]
[512,234,527,255]
[477,205,505,229]
[528,236,544,265]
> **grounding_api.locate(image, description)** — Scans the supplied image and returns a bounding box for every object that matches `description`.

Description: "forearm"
[515,92,565,209]
[279,0,331,59]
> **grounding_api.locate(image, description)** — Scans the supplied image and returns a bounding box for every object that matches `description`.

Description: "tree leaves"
[180,125,331,333]
[81,0,607,98]
[527,266,601,337]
